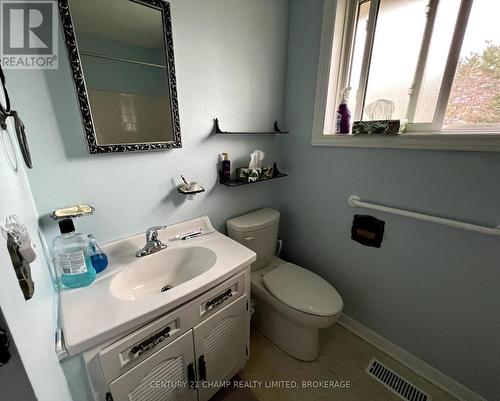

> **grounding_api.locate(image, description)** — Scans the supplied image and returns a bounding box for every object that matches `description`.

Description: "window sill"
[311,133,500,152]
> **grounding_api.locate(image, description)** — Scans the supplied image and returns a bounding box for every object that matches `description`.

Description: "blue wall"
[6,0,500,399]
[8,0,289,244]
[280,1,500,400]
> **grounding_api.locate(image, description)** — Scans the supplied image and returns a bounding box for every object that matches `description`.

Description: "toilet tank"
[226,208,280,271]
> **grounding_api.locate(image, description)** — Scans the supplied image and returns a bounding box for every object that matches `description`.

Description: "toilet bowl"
[227,208,343,361]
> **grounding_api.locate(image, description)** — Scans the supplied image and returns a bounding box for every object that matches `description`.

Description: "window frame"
[311,0,500,151]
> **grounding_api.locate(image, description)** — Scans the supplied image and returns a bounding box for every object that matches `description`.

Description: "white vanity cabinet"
[109,330,197,401]
[193,295,249,401]
[80,268,251,401]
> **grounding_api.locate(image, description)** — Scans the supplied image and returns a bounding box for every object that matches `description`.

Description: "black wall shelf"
[219,163,288,187]
[214,118,289,134]
[220,172,288,187]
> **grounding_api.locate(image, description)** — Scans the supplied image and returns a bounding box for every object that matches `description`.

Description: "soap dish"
[177,175,204,200]
[178,184,205,195]
[50,204,95,220]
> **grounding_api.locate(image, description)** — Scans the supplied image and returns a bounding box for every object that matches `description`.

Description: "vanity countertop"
[59,216,256,356]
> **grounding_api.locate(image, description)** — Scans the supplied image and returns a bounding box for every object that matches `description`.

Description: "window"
[313,0,500,150]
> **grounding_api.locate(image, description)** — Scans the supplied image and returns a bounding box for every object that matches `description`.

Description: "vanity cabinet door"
[108,330,197,401]
[193,295,249,401]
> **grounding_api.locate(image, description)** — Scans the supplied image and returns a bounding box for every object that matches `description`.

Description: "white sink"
[110,246,217,301]
[60,215,256,355]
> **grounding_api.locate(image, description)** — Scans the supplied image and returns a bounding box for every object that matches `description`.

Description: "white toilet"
[227,208,343,361]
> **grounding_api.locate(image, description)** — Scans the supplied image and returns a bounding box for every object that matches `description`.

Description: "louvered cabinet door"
[109,330,197,401]
[193,295,249,401]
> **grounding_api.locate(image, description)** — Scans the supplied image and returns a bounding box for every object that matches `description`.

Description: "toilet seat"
[263,263,343,317]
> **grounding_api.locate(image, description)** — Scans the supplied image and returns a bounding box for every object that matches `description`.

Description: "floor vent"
[366,358,432,401]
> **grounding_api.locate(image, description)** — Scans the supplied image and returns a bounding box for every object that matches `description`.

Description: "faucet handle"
[146,225,167,241]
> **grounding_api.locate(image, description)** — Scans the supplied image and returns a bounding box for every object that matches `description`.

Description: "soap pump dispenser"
[336,87,352,134]
[52,219,96,288]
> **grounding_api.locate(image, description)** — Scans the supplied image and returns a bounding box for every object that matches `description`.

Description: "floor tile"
[231,324,458,401]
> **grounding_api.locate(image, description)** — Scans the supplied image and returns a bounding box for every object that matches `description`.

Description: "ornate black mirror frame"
[58,0,182,154]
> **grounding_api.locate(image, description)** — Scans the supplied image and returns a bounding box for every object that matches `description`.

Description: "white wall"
[280,1,500,400]
[0,113,72,400]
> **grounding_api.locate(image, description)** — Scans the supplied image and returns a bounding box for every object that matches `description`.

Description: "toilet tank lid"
[226,208,280,233]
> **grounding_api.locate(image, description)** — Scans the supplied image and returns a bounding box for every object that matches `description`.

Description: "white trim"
[312,133,500,152]
[353,0,380,120]
[313,0,336,141]
[442,123,500,133]
[337,0,357,109]
[313,0,360,139]
[338,314,486,401]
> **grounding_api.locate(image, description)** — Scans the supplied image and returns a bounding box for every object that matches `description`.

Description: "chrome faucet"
[136,226,167,257]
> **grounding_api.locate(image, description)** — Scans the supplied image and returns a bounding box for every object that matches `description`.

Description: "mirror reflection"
[62,0,181,153]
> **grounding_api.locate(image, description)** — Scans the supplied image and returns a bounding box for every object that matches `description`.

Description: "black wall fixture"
[214,118,289,135]
[0,66,32,169]
[351,214,385,248]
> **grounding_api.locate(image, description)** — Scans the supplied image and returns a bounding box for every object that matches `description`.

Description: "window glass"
[361,0,428,120]
[413,1,461,123]
[322,0,500,141]
[444,0,500,127]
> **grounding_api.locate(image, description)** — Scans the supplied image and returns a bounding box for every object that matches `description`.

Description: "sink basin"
[110,246,217,301]
[60,215,258,355]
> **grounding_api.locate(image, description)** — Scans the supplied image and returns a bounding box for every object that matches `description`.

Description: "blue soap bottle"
[87,234,108,273]
[52,219,96,288]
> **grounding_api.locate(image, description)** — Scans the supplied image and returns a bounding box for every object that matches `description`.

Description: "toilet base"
[252,296,320,361]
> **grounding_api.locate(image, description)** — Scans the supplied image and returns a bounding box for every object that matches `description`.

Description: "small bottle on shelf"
[221,153,231,182]
[336,87,351,134]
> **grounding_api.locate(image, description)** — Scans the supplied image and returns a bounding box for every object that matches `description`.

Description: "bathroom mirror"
[58,0,181,154]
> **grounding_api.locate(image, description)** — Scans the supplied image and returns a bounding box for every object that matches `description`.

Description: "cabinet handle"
[198,355,207,381]
[130,326,171,356]
[205,289,233,312]
[187,362,196,389]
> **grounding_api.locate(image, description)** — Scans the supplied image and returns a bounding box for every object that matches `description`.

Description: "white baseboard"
[338,314,486,401]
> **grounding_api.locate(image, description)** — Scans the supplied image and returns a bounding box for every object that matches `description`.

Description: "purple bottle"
[336,87,351,134]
